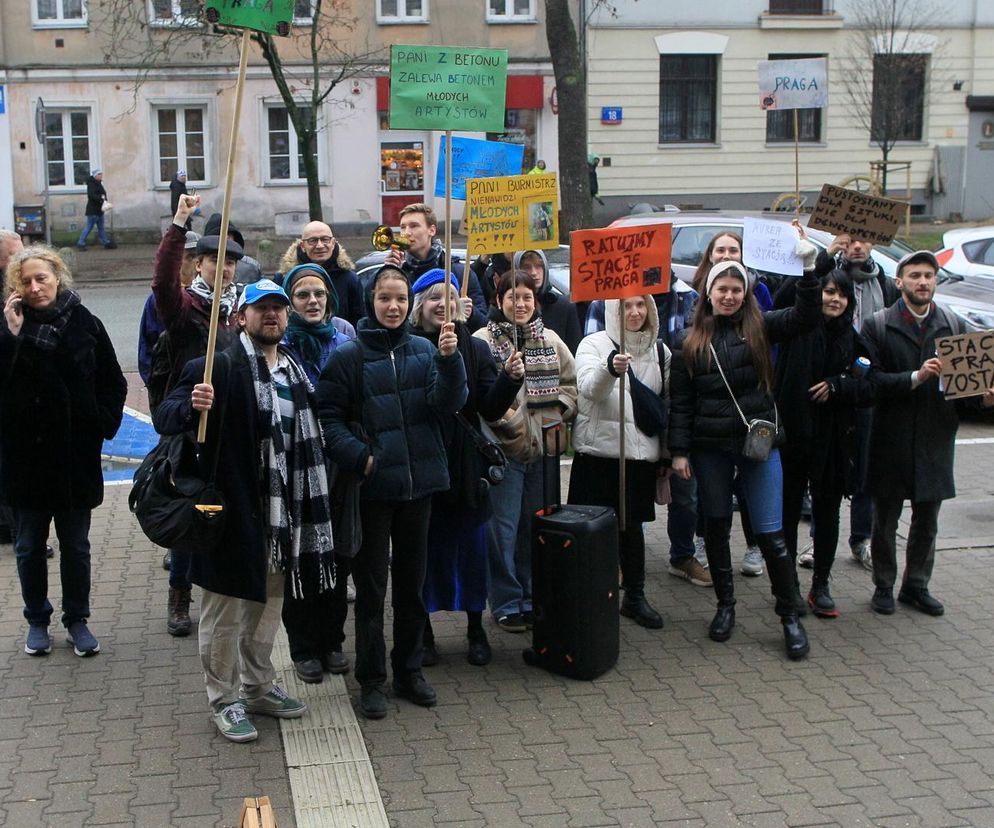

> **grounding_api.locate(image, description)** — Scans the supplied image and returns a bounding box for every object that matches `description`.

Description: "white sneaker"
[798,542,814,569]
[693,536,709,569]
[851,539,873,571]
[740,546,764,576]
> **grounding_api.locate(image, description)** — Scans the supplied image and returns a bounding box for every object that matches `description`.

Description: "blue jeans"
[15,508,92,627]
[487,457,543,619]
[77,213,110,247]
[691,448,783,534]
[667,472,698,564]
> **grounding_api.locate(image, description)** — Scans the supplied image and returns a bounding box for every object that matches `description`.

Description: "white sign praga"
[758,58,828,111]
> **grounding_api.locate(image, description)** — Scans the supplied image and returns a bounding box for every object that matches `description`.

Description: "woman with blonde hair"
[1,247,127,658]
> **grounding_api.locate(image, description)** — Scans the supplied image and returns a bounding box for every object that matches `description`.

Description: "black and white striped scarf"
[240,332,335,598]
[18,289,81,351]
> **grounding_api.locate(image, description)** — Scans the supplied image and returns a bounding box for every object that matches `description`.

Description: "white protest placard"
[742,217,803,277]
[758,58,828,110]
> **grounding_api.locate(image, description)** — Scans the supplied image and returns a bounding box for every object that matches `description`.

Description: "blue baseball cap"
[238,278,290,311]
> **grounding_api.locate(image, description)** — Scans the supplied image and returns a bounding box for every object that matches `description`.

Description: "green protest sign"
[204,0,294,36]
[389,45,508,132]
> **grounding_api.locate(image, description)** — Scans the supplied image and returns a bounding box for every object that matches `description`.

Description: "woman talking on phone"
[1,247,127,659]
[668,223,821,659]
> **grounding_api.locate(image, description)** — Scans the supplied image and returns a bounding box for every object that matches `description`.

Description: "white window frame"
[376,0,428,24]
[260,101,325,186]
[40,105,98,193]
[293,0,315,25]
[149,100,213,188]
[32,0,88,29]
[148,0,201,28]
[486,0,535,22]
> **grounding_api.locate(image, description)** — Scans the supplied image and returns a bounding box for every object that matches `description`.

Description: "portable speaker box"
[524,503,619,680]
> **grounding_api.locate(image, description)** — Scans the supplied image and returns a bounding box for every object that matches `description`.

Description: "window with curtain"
[658,55,717,143]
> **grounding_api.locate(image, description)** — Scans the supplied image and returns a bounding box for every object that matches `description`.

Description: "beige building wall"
[586,25,993,211]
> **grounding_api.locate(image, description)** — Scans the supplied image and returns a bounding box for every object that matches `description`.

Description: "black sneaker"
[495,612,527,633]
[321,651,350,675]
[898,587,945,616]
[393,673,437,707]
[871,587,895,615]
[358,685,388,720]
[293,658,324,684]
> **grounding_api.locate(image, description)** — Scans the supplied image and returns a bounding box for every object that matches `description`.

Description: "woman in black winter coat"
[317,265,467,720]
[1,247,127,658]
[410,269,523,667]
[669,223,822,660]
[775,264,874,618]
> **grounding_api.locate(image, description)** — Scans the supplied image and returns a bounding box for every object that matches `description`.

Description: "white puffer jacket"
[572,297,670,463]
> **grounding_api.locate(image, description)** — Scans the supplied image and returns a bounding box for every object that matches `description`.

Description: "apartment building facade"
[0,0,565,236]
[585,0,994,220]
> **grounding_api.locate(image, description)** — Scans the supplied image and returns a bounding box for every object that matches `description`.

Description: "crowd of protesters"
[2,195,993,743]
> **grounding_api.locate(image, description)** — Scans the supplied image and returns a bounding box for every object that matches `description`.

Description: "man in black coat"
[513,248,582,354]
[75,170,116,250]
[155,279,336,743]
[862,251,994,617]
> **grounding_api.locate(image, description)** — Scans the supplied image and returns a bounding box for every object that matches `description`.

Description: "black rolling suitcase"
[524,423,619,680]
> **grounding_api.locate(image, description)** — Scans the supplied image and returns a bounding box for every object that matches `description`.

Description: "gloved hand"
[795,236,818,271]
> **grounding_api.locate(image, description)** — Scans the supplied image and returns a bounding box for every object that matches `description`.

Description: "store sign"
[570,224,672,302]
[434,137,524,200]
[758,58,828,110]
[389,45,508,132]
[204,0,294,35]
[465,173,558,255]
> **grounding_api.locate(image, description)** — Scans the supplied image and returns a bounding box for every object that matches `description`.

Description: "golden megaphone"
[371,225,411,252]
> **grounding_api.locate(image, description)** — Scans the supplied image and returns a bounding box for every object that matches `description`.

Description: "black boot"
[619,523,663,629]
[703,517,735,642]
[756,531,810,659]
[808,572,838,618]
[620,587,663,629]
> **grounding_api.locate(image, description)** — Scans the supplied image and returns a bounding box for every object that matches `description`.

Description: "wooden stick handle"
[198,29,250,443]
[618,324,627,532]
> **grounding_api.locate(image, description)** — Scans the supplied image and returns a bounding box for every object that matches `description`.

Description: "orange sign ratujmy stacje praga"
[569,224,672,303]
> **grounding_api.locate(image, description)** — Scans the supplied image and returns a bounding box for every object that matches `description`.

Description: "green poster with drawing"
[204,0,295,36]
[389,45,508,132]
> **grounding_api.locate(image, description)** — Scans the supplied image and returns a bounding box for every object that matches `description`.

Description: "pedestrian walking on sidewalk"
[76,170,116,251]
[1,246,127,658]
[154,279,334,743]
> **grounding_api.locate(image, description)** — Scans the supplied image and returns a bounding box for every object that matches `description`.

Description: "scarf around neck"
[240,332,335,598]
[188,276,237,319]
[485,309,560,408]
[18,289,81,351]
[286,314,339,367]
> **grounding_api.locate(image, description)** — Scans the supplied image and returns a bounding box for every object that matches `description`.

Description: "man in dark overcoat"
[862,250,994,617]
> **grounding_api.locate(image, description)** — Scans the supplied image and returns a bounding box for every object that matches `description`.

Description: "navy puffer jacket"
[668,269,822,457]
[317,319,467,502]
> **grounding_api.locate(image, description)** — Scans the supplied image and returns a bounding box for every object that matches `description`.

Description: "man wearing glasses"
[279,222,364,328]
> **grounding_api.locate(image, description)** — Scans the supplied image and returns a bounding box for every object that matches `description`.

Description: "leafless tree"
[841,0,945,193]
[91,0,385,220]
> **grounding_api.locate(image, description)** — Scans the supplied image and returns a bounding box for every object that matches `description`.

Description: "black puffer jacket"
[668,269,822,457]
[317,318,467,502]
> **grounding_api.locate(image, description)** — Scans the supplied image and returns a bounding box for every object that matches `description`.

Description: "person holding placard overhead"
[668,223,822,660]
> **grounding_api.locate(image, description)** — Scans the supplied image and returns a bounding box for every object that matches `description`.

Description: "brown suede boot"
[167,588,192,637]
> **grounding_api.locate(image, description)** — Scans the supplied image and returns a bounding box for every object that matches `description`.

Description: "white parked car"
[936,227,994,279]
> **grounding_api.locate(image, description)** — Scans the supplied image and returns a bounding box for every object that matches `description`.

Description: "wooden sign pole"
[793,108,801,218]
[198,28,251,443]
[443,129,454,323]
